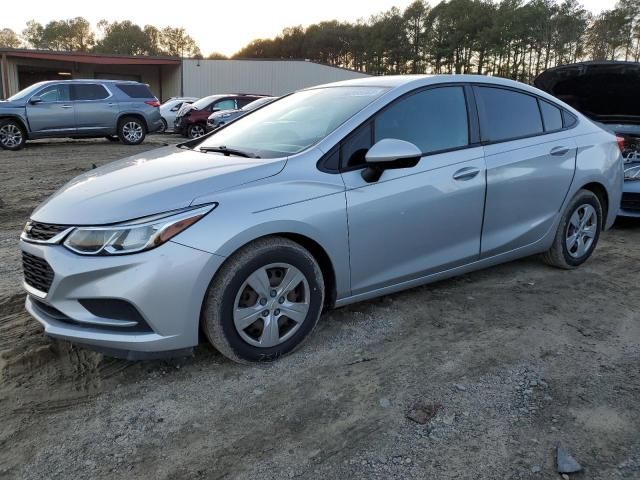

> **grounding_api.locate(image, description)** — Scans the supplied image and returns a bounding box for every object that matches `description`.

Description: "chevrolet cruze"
[20,75,623,363]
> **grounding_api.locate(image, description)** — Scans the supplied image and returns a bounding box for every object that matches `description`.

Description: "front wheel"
[157,118,167,134]
[118,117,146,145]
[0,119,27,151]
[187,123,206,139]
[542,189,602,269]
[202,237,324,364]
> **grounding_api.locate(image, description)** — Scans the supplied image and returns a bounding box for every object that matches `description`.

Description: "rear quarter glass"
[116,84,155,99]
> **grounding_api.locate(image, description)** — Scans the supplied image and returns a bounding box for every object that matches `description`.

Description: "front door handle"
[453,167,480,181]
[550,146,570,156]
[61,105,73,109]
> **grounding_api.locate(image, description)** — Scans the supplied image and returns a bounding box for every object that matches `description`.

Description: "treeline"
[0,18,204,57]
[234,0,640,83]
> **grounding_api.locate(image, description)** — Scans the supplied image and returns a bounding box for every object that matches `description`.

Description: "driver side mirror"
[170,105,180,112]
[29,96,42,105]
[361,138,422,183]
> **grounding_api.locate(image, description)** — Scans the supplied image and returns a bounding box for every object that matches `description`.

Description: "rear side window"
[540,100,563,131]
[72,84,110,101]
[375,86,469,154]
[116,83,154,98]
[237,97,257,108]
[475,86,543,142]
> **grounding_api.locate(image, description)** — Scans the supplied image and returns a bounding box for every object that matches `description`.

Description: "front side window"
[72,84,110,101]
[375,86,469,154]
[213,99,236,111]
[35,85,70,103]
[197,86,388,158]
[475,86,543,142]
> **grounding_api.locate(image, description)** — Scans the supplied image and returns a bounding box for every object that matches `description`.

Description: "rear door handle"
[453,167,480,181]
[550,146,570,156]
[61,105,73,109]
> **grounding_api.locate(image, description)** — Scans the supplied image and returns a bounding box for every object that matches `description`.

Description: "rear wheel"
[0,119,27,151]
[157,118,168,134]
[187,123,206,139]
[542,189,602,269]
[118,117,146,145]
[202,237,324,364]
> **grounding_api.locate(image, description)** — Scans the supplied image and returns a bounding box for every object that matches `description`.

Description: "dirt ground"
[0,136,639,480]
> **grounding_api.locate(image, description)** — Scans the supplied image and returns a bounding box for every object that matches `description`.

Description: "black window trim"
[471,83,578,146]
[71,83,112,102]
[318,82,480,174]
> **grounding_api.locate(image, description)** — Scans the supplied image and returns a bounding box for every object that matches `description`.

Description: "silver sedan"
[20,75,623,363]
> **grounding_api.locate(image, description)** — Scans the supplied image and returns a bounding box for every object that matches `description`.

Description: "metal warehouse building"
[0,49,368,101]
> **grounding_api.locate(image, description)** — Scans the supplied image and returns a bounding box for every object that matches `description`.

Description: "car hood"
[534,61,640,125]
[31,145,286,225]
[176,103,195,117]
[208,109,240,120]
[0,100,24,108]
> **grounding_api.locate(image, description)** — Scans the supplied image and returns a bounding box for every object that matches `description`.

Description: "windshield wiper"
[199,146,260,158]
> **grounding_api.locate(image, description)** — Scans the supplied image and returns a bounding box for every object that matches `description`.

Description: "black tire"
[0,119,27,151]
[117,116,146,145]
[157,118,168,134]
[542,189,602,269]
[187,123,206,139]
[105,135,120,142]
[202,237,325,364]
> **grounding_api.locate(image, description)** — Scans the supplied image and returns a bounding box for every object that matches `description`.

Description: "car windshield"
[191,95,222,110]
[197,86,388,158]
[5,82,48,101]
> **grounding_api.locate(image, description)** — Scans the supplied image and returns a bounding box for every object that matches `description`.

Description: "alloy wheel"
[189,125,205,138]
[233,263,310,348]
[565,203,597,258]
[123,122,143,143]
[0,124,23,148]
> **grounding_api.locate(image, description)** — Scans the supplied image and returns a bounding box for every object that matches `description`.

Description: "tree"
[94,20,157,55]
[21,17,94,51]
[160,27,200,57]
[207,52,228,59]
[0,28,21,48]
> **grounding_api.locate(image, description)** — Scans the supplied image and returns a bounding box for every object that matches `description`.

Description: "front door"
[26,84,75,135]
[342,86,487,296]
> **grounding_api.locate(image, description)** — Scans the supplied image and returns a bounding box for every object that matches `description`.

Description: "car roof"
[35,79,144,85]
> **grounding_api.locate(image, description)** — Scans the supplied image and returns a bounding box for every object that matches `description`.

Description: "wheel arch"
[0,115,29,134]
[117,112,148,132]
[580,182,609,229]
[211,231,338,310]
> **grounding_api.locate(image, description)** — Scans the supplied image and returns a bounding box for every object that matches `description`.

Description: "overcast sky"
[3,0,619,57]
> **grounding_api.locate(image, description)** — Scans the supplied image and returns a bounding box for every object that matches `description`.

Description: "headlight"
[624,165,640,181]
[63,204,216,255]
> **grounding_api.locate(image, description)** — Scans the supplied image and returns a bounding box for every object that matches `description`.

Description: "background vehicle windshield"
[191,95,219,110]
[197,86,388,158]
[5,82,47,102]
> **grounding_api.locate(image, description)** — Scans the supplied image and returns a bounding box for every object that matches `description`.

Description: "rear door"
[72,83,118,134]
[26,84,75,135]
[342,85,487,295]
[474,85,576,257]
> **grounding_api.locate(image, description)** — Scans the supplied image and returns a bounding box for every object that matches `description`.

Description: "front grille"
[25,221,68,241]
[621,192,640,212]
[22,252,54,293]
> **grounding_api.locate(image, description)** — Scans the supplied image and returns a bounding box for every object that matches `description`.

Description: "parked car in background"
[159,97,198,133]
[535,61,640,217]
[207,96,277,132]
[0,80,163,150]
[20,75,622,363]
[174,93,266,139]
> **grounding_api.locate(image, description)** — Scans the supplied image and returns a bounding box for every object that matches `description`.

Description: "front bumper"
[619,180,640,217]
[20,239,225,355]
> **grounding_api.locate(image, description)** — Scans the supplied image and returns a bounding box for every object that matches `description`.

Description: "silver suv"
[0,79,163,150]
